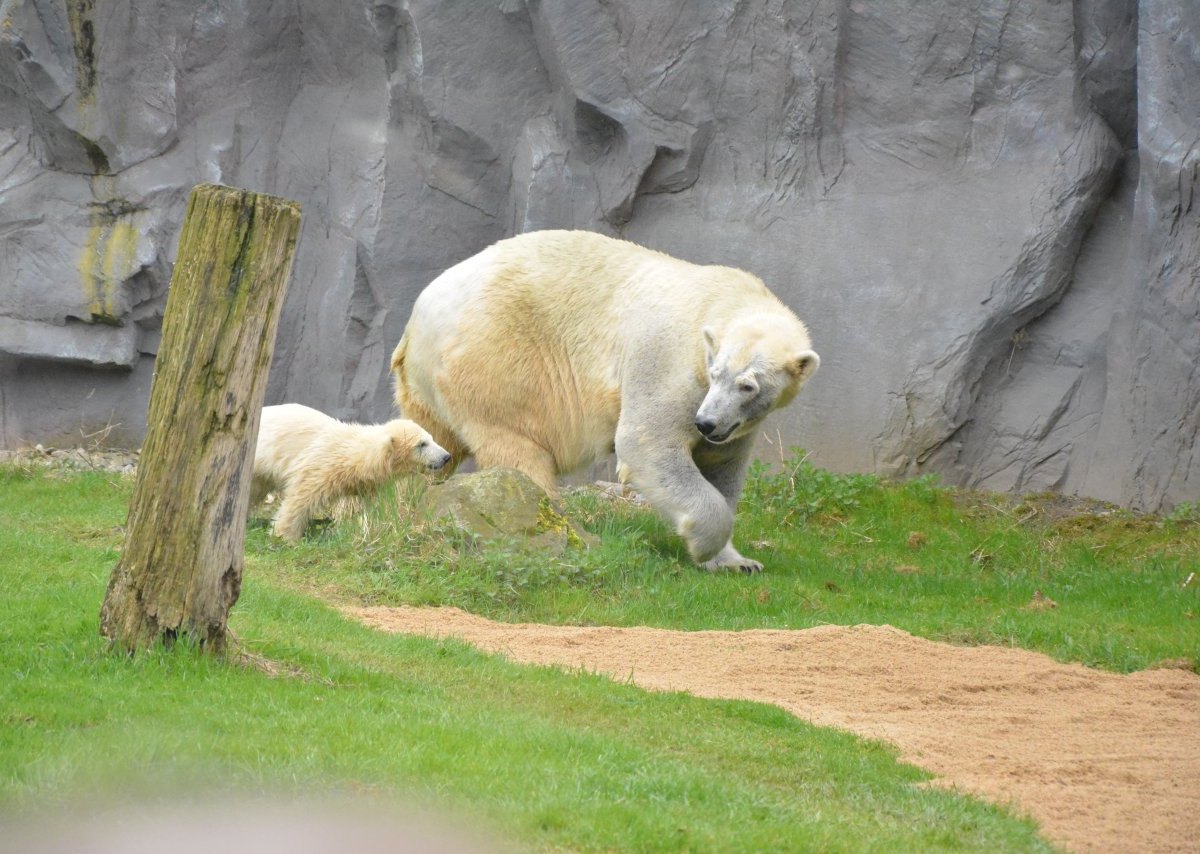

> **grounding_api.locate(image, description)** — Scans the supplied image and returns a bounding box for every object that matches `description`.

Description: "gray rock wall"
[1,0,1196,511]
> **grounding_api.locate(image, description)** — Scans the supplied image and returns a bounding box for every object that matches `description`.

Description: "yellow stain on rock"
[78,213,138,323]
[2,0,20,33]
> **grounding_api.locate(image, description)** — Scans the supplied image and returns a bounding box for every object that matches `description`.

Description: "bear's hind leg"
[471,431,560,496]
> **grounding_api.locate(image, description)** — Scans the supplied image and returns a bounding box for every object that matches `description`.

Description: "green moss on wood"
[100,183,302,654]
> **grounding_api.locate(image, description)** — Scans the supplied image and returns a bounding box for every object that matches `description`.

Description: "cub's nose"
[430,451,452,470]
[694,417,716,436]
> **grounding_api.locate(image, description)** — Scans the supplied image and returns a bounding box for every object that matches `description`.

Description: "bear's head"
[384,419,453,473]
[695,314,819,445]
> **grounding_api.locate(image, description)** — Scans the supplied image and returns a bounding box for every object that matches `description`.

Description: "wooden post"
[100,184,302,653]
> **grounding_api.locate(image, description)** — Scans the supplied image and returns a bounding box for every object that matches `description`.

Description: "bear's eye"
[737,380,757,394]
[416,440,428,450]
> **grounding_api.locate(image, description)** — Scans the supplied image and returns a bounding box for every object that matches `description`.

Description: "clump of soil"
[348,605,1200,853]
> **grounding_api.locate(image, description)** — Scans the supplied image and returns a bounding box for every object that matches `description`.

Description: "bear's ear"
[786,349,820,382]
[702,326,718,366]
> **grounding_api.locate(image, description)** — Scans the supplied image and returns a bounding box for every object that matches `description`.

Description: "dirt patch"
[348,606,1200,853]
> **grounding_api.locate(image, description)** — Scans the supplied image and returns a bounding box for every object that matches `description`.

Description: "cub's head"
[694,314,819,445]
[384,419,453,473]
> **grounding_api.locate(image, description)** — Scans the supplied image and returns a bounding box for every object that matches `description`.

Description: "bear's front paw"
[699,545,763,574]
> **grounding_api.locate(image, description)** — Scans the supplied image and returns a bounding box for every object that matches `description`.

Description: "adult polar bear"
[391,230,819,572]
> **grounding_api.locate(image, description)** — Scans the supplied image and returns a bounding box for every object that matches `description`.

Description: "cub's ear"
[786,349,820,382]
[702,326,718,366]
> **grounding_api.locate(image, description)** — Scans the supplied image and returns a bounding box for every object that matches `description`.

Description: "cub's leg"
[271,467,340,542]
[248,475,274,511]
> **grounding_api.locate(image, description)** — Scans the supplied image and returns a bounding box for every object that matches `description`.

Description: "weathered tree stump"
[100,184,302,653]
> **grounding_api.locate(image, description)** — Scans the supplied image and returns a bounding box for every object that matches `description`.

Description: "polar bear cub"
[251,403,452,542]
[390,230,818,572]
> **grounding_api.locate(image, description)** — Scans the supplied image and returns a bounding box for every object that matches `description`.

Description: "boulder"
[424,468,595,554]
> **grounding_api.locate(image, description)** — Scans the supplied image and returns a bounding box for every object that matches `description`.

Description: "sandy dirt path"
[348,605,1200,853]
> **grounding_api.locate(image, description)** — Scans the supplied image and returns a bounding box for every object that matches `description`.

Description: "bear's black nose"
[694,417,716,436]
[432,452,452,470]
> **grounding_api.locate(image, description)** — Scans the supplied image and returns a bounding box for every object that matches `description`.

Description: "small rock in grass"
[590,480,649,505]
[1025,590,1058,611]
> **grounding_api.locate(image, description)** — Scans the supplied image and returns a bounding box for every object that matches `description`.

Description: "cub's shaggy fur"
[390,230,818,572]
[251,403,451,541]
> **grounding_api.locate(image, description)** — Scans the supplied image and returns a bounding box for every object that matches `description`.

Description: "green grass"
[256,453,1199,674]
[2,455,1196,851]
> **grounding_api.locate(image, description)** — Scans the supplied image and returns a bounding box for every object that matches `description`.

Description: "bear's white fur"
[391,230,818,572]
[251,403,451,542]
